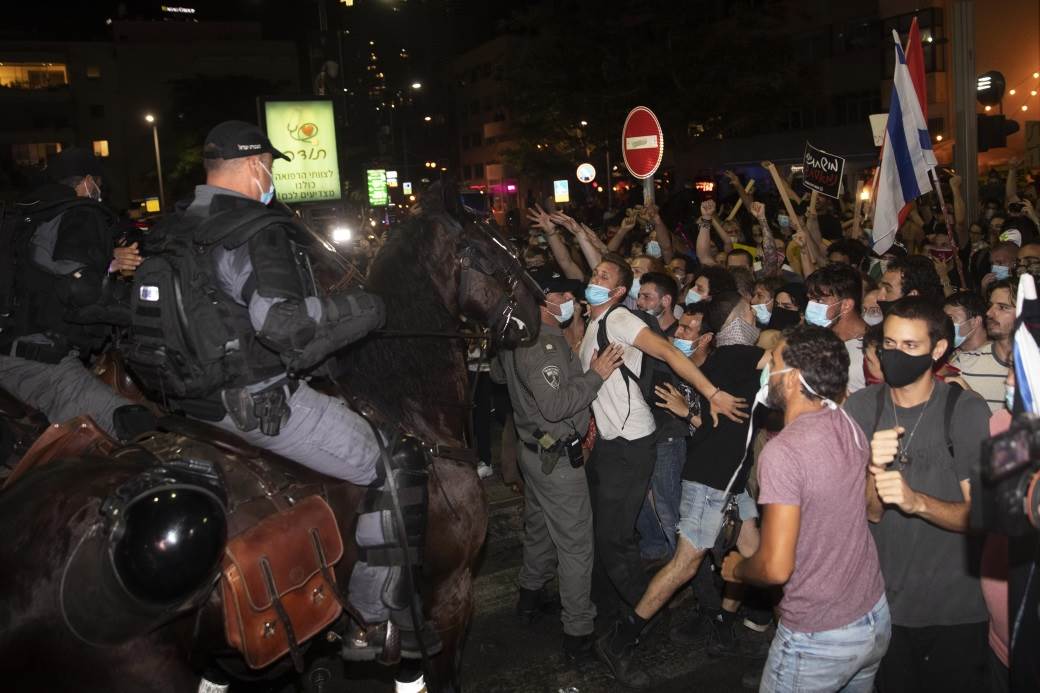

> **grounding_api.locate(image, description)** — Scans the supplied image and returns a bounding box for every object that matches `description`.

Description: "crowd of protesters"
[477,160,1039,692]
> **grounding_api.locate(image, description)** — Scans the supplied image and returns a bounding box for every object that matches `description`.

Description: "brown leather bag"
[221,495,345,670]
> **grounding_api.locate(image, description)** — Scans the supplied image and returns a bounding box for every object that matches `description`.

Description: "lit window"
[86,65,101,79]
[0,62,68,89]
[11,142,61,166]
[92,140,110,157]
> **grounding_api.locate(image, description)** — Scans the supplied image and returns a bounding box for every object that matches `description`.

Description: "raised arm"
[528,206,584,280]
[550,212,603,271]
[695,200,719,266]
[752,201,781,277]
[1006,158,1021,204]
[606,214,637,252]
[645,202,674,262]
[724,170,756,213]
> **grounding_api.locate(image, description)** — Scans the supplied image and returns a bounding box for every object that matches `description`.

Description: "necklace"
[889,385,934,471]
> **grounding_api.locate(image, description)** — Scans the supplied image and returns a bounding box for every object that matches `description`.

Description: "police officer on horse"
[121,121,440,661]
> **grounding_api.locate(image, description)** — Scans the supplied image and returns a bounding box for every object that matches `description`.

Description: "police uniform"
[0,147,134,438]
[121,122,438,659]
[491,279,603,639]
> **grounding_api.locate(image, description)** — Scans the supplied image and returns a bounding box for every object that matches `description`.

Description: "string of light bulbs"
[983,70,1040,115]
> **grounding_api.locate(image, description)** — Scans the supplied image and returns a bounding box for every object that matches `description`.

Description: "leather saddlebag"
[221,495,345,669]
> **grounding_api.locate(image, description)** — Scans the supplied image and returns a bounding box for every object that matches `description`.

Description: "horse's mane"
[339,214,466,424]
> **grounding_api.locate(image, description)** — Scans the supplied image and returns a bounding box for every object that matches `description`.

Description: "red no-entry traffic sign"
[622,106,664,180]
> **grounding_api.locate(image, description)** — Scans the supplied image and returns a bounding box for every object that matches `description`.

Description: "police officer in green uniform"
[491,272,625,661]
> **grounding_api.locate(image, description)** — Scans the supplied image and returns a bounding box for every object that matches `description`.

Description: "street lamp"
[410,81,422,90]
[144,113,165,212]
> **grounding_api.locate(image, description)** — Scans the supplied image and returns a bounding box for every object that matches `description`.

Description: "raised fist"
[700,199,716,220]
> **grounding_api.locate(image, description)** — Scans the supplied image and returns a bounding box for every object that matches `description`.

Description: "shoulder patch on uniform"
[545,342,554,351]
[542,365,561,390]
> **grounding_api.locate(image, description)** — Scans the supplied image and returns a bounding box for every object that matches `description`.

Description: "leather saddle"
[2,404,362,672]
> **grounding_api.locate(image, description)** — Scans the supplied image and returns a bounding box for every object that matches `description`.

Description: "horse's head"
[417,182,542,349]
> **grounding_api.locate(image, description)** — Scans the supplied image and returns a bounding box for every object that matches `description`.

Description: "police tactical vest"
[122,201,300,410]
[0,196,112,351]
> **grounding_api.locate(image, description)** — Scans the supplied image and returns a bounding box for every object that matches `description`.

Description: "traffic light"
[977,113,1020,152]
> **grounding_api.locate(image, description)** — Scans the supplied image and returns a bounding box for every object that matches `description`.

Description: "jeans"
[636,436,686,560]
[761,595,891,693]
[676,480,758,551]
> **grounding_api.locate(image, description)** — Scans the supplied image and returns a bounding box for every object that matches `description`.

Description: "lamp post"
[144,114,165,212]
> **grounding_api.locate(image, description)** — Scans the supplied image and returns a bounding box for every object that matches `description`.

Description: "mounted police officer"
[491,270,624,662]
[121,121,439,661]
[0,147,140,437]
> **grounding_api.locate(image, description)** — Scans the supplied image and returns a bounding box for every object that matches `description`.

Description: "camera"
[979,414,1040,535]
[562,434,584,469]
[1008,202,1025,214]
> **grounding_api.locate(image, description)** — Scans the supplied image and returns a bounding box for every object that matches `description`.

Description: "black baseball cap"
[529,267,584,297]
[203,120,289,161]
[46,147,103,182]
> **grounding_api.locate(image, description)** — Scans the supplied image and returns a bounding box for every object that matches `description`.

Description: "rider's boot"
[342,434,442,664]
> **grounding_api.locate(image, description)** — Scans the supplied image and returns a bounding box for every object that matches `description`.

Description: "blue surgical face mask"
[777,214,790,228]
[628,276,641,300]
[992,264,1011,280]
[672,337,695,357]
[646,240,662,258]
[685,289,703,305]
[1005,384,1015,411]
[953,320,976,349]
[805,300,835,328]
[551,299,574,323]
[585,283,612,306]
[752,302,772,325]
[256,160,275,205]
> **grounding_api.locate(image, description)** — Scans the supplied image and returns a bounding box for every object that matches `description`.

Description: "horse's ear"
[421,179,467,221]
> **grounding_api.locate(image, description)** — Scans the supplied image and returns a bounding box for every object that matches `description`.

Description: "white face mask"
[549,299,575,323]
[84,177,102,202]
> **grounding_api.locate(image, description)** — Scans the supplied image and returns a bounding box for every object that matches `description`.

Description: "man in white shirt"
[804,263,868,395]
[943,291,1007,412]
[577,253,746,630]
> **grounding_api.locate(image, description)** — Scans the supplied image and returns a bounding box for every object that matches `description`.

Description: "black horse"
[0,184,542,692]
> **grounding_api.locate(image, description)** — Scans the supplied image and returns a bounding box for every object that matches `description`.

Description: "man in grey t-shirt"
[845,297,990,693]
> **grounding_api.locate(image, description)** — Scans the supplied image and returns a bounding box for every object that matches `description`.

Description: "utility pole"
[952,0,977,221]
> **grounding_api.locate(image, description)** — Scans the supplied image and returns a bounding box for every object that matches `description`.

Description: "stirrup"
[340,620,401,665]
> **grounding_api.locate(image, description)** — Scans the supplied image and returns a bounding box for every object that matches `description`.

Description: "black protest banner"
[802,142,845,199]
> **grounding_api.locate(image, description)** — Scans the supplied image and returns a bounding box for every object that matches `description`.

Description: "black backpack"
[0,197,100,345]
[595,304,670,426]
[122,207,283,404]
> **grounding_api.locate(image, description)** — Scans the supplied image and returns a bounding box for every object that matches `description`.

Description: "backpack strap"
[943,383,963,457]
[871,384,888,436]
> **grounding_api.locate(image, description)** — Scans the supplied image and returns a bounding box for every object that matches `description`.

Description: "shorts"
[676,479,758,551]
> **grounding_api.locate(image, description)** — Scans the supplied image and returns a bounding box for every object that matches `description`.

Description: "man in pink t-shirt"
[723,325,890,692]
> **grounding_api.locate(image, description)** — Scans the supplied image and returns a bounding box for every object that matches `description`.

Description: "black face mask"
[879,348,933,388]
[768,307,802,331]
[877,299,897,317]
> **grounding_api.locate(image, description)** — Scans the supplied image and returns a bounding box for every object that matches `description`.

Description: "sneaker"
[706,612,739,657]
[743,616,771,633]
[669,608,715,645]
[562,632,595,662]
[594,626,651,690]
[476,461,494,479]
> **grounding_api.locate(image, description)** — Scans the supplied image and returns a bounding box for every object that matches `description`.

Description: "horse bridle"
[457,220,543,344]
